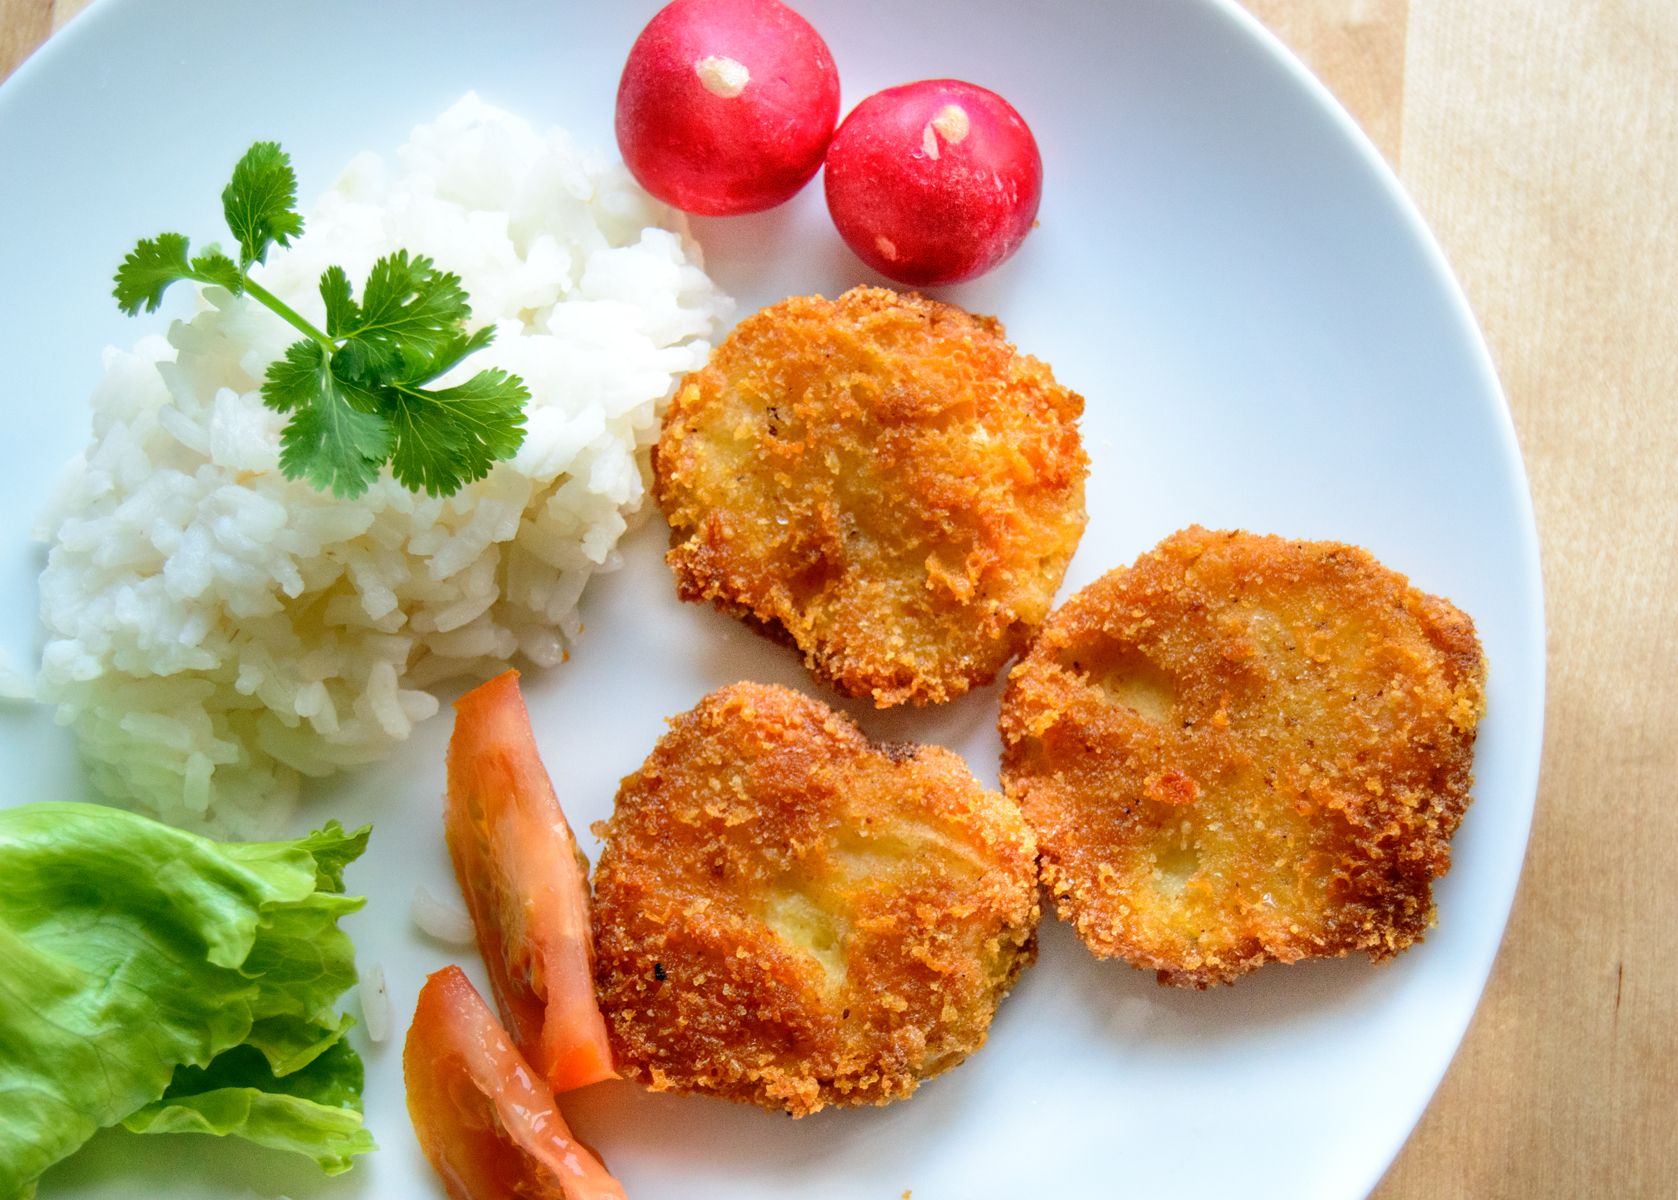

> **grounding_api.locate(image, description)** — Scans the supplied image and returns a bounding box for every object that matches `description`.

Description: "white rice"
[0,648,32,702]
[411,884,476,946]
[36,94,729,836]
[357,962,392,1044]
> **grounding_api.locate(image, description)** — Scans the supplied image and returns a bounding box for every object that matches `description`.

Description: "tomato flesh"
[446,669,615,1092]
[405,966,627,1200]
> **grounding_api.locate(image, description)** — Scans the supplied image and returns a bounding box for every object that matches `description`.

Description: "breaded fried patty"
[592,682,1040,1115]
[998,527,1486,988]
[653,287,1088,707]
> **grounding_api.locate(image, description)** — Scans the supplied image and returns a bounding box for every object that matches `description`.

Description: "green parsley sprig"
[113,142,529,498]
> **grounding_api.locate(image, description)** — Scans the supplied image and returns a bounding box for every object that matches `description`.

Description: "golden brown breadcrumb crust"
[592,682,1040,1115]
[652,287,1088,707]
[998,527,1487,988]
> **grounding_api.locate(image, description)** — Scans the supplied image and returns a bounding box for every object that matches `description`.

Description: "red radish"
[615,0,840,216]
[824,79,1043,286]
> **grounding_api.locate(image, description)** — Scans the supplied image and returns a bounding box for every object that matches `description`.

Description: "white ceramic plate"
[0,1,1544,1197]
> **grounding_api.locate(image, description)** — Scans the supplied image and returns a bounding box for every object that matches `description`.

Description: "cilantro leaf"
[222,141,304,267]
[113,234,244,315]
[318,266,359,338]
[398,324,498,385]
[189,249,244,294]
[269,345,392,499]
[116,139,529,499]
[113,234,193,314]
[261,340,330,413]
[278,392,392,500]
[386,370,530,496]
[334,252,470,381]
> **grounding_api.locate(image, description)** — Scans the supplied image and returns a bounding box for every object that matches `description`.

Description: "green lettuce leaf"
[121,1040,374,1173]
[0,803,373,1200]
[243,1011,356,1077]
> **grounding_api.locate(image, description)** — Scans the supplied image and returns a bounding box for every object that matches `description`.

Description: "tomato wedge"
[445,669,616,1092]
[405,966,627,1200]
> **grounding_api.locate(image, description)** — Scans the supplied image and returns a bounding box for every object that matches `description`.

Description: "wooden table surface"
[3,0,1672,1196]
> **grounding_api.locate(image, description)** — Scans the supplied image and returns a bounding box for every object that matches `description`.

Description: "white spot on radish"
[921,123,940,159]
[695,55,750,98]
[928,104,970,148]
[875,235,899,261]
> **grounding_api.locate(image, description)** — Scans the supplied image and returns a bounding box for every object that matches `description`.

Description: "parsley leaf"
[115,139,530,500]
[222,142,305,267]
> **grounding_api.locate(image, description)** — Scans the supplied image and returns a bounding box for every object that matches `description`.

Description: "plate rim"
[1200,1,1547,1192]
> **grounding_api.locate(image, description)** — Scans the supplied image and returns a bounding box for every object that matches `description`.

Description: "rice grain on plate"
[411,884,476,946]
[36,94,729,836]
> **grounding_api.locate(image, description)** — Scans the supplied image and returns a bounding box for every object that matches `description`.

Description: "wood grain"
[1243,0,1408,166]
[0,0,86,78]
[0,0,51,81]
[2,2,1673,1197]
[1378,3,1678,1192]
[1245,3,1678,1196]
